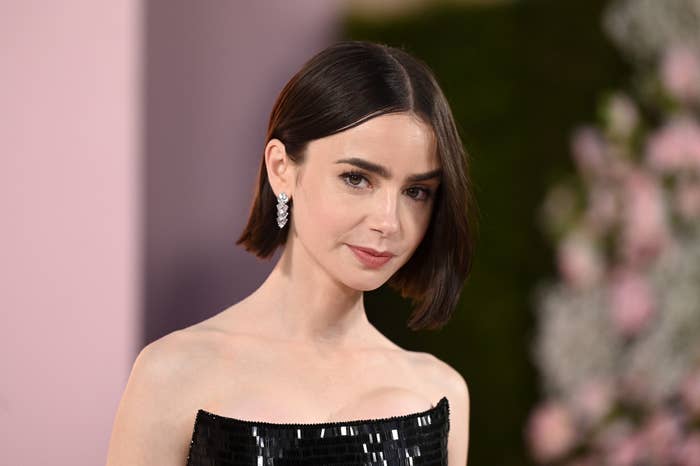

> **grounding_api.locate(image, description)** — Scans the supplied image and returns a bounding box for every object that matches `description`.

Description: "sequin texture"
[186,396,450,465]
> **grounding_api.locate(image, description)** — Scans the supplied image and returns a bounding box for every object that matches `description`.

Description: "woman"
[106,40,476,466]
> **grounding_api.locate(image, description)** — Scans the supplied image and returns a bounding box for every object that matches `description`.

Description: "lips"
[347,244,395,269]
[347,244,395,257]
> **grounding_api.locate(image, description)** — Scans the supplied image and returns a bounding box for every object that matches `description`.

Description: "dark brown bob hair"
[236,40,478,331]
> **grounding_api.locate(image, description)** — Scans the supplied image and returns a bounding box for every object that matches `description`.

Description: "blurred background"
[3,0,700,465]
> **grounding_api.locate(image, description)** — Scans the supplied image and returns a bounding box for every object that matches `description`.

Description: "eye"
[340,171,370,189]
[406,186,433,202]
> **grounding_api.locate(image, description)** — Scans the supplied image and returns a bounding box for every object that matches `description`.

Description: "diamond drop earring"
[276,191,289,228]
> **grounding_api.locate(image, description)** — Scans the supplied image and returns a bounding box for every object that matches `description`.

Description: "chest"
[193,342,432,425]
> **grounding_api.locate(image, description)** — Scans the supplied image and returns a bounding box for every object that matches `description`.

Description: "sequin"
[186,396,450,465]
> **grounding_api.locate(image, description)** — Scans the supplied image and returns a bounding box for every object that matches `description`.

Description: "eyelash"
[339,170,433,202]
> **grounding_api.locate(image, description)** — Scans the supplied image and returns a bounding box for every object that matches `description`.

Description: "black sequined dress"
[186,396,450,465]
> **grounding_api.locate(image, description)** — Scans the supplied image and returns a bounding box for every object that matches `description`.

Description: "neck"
[243,237,380,350]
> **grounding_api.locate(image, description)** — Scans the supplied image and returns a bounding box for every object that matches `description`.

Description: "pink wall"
[0,1,141,464]
[1,1,342,464]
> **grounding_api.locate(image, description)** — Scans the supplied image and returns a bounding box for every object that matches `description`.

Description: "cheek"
[416,207,434,236]
[403,204,434,251]
[293,179,353,242]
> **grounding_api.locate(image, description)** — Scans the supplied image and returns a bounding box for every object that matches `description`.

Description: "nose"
[370,189,400,237]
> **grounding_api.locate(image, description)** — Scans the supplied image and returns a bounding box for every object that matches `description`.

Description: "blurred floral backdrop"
[527,0,700,465]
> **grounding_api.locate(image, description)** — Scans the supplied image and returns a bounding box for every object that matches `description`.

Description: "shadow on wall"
[142,0,341,346]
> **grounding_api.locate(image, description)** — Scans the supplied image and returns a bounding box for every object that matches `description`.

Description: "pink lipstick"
[347,244,394,268]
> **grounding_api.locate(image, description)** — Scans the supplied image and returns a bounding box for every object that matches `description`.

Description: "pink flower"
[557,230,604,289]
[608,266,656,337]
[645,116,700,174]
[676,432,700,466]
[675,176,700,221]
[641,408,683,464]
[609,157,634,183]
[526,400,578,463]
[680,366,700,417]
[619,169,671,266]
[570,378,615,428]
[618,372,656,407]
[606,431,646,466]
[661,43,700,103]
[584,182,619,235]
[593,418,633,452]
[571,126,609,178]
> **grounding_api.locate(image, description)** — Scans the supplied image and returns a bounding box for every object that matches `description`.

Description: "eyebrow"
[334,157,442,182]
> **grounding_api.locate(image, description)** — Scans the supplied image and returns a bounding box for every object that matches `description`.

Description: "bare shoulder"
[127,324,223,393]
[423,352,469,399]
[413,351,470,466]
[400,350,468,397]
[144,321,228,368]
[105,327,220,466]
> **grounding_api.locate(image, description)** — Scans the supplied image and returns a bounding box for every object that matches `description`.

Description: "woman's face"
[286,112,441,291]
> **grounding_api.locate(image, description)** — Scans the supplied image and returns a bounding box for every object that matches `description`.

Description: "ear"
[264,138,297,198]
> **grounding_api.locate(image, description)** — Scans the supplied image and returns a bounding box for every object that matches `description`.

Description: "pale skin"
[105,112,470,465]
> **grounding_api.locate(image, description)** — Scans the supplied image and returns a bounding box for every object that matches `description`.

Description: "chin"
[342,275,390,292]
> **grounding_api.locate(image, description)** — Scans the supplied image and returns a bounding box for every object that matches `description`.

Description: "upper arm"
[433,357,470,466]
[105,331,196,466]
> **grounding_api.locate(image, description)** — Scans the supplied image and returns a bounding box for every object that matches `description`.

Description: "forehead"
[307,113,439,169]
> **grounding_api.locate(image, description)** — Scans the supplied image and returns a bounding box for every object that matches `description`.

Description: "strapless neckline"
[196,395,449,429]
